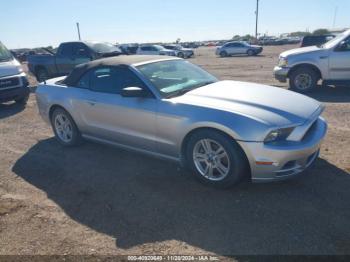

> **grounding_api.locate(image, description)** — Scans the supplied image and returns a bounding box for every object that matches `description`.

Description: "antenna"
[76,22,81,41]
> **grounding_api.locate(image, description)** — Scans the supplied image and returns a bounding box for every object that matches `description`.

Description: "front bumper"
[0,75,30,103]
[255,47,263,55]
[273,66,290,83]
[238,117,327,182]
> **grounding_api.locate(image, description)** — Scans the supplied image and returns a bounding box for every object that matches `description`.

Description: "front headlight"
[278,57,288,67]
[17,66,24,73]
[264,127,295,143]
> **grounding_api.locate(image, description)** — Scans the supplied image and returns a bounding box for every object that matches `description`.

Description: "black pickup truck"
[28,41,122,82]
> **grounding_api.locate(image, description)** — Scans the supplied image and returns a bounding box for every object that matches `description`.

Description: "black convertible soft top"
[62,55,177,86]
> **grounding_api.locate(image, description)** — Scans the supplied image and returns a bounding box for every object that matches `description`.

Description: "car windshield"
[0,42,13,62]
[322,32,347,48]
[86,42,121,53]
[154,45,166,51]
[137,60,218,98]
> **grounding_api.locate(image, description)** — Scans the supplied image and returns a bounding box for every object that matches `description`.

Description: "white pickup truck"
[0,41,30,104]
[274,29,350,93]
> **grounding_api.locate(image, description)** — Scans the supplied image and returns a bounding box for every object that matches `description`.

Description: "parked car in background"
[28,41,122,82]
[136,45,176,56]
[162,44,194,58]
[36,56,327,188]
[118,44,139,55]
[182,42,199,49]
[0,41,30,105]
[216,41,263,57]
[300,35,335,47]
[274,29,350,92]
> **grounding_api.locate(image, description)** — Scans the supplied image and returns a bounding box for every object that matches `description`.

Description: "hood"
[280,46,322,57]
[0,58,22,78]
[172,81,321,127]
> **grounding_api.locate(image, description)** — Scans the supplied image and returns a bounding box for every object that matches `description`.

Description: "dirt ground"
[0,45,349,256]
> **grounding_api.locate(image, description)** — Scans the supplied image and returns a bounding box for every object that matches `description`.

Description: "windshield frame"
[322,31,348,49]
[135,59,218,99]
[0,42,14,62]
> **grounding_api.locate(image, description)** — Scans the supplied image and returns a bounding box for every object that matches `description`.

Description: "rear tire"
[289,67,318,93]
[185,130,249,188]
[51,108,82,147]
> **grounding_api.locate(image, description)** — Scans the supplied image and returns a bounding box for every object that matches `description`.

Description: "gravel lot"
[0,45,349,256]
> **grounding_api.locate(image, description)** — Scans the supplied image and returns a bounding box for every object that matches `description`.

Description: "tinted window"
[90,68,118,93]
[58,44,73,56]
[77,72,90,89]
[72,43,90,57]
[89,67,145,94]
[0,42,13,62]
[340,37,350,51]
[141,46,151,51]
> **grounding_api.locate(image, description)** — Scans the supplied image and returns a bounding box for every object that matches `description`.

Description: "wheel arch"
[180,126,251,177]
[49,104,70,122]
[288,63,322,80]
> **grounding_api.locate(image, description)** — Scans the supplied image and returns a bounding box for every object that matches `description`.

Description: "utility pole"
[255,0,260,39]
[332,6,338,28]
[76,22,81,41]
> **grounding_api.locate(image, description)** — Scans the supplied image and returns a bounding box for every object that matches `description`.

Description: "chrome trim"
[0,75,23,91]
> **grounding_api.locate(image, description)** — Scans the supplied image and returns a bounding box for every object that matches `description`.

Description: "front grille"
[0,77,20,90]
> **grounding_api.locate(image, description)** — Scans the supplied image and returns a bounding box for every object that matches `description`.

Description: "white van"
[0,41,30,104]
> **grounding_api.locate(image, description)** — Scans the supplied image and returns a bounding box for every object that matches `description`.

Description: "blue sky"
[2,0,349,48]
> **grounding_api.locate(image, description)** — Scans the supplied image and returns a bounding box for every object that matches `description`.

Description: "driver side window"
[76,67,148,95]
[342,38,350,51]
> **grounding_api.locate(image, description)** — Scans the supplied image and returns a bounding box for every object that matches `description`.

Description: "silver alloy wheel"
[193,139,231,181]
[54,113,73,143]
[294,73,312,90]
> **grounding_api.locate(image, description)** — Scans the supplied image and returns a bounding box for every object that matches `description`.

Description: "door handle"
[320,56,328,59]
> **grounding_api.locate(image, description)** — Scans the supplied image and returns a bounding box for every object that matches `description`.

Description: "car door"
[74,66,157,152]
[235,43,248,54]
[138,46,153,55]
[224,43,235,55]
[71,43,92,67]
[55,43,74,74]
[329,37,350,80]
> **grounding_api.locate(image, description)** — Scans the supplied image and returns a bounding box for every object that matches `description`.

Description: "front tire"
[15,93,29,105]
[177,52,185,58]
[289,67,318,93]
[51,108,82,147]
[220,51,228,58]
[185,130,249,188]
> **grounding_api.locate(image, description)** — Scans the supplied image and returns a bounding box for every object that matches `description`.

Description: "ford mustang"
[35,56,327,188]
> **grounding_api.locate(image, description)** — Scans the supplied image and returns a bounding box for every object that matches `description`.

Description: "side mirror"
[121,87,148,98]
[77,49,90,58]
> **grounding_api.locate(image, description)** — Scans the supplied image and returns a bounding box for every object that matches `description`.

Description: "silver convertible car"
[36,56,327,188]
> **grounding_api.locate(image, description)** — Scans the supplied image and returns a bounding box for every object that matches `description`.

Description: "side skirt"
[82,134,181,163]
